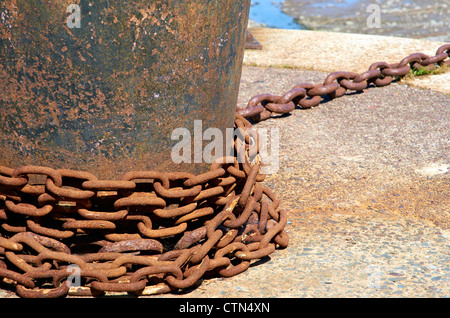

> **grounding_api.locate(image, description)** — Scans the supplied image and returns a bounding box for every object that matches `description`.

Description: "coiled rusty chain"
[0,43,449,298]
[0,115,288,298]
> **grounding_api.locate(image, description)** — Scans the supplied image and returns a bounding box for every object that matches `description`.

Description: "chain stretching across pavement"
[237,44,450,122]
[0,43,449,298]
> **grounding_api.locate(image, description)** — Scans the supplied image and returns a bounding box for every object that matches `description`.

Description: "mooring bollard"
[0,0,251,178]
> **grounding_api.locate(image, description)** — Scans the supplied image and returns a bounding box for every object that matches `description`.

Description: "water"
[249,0,303,29]
[309,0,360,8]
[248,0,360,29]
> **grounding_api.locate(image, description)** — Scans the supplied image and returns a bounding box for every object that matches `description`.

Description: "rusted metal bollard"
[0,0,251,178]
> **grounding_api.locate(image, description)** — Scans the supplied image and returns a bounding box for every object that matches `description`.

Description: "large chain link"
[1,43,449,298]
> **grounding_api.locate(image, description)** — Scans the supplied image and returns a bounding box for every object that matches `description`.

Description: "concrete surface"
[1,29,449,298]
[169,30,449,298]
[155,65,449,298]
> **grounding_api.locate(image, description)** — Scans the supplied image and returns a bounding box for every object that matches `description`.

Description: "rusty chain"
[237,44,450,123]
[1,43,449,298]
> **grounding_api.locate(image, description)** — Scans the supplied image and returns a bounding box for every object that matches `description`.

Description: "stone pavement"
[155,63,449,298]
[1,29,448,298]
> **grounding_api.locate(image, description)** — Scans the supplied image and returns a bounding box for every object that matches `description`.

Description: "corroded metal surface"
[0,0,251,178]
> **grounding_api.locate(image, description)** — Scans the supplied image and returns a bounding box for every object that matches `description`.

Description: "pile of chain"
[1,43,449,298]
[0,114,288,298]
[237,44,450,123]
